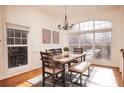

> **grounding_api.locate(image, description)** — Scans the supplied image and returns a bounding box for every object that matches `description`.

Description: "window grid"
[7,28,28,68]
[7,28,28,45]
[69,21,112,61]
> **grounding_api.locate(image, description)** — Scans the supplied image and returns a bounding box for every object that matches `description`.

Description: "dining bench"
[69,61,91,86]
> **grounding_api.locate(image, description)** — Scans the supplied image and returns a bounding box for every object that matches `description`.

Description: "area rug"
[27,66,118,87]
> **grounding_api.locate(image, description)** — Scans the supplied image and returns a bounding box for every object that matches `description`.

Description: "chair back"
[74,48,83,54]
[55,48,62,55]
[40,51,55,68]
[46,49,55,55]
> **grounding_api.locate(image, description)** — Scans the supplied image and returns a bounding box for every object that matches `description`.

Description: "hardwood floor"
[0,65,123,87]
[0,69,42,87]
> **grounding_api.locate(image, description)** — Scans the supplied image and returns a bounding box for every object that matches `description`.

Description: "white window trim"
[6,23,29,69]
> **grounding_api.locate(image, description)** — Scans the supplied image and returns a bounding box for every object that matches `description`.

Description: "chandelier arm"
[58,5,74,30]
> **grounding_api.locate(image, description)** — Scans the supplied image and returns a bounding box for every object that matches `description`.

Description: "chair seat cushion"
[45,67,63,74]
[69,62,91,73]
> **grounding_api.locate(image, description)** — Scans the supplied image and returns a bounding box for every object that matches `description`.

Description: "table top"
[53,53,85,64]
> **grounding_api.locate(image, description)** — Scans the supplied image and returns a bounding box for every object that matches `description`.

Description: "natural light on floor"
[86,66,118,87]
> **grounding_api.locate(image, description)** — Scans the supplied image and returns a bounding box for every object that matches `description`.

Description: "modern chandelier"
[58,6,74,30]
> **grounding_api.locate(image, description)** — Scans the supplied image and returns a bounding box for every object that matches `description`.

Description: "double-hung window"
[7,26,28,68]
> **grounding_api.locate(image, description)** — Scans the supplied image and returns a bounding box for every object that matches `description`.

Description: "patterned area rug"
[27,73,88,87]
[26,67,118,87]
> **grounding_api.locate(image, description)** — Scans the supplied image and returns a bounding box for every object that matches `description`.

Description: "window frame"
[6,23,29,69]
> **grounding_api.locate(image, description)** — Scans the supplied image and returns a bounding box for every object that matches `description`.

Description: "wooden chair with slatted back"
[71,48,84,64]
[69,48,91,86]
[74,48,83,60]
[55,48,62,55]
[40,51,64,87]
[46,49,55,55]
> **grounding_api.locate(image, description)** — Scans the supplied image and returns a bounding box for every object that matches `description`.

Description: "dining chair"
[55,48,62,55]
[74,48,83,61]
[68,48,91,86]
[74,48,83,54]
[70,48,84,65]
[46,49,55,55]
[40,51,64,87]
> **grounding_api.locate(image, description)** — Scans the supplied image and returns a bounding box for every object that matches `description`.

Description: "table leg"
[62,64,66,87]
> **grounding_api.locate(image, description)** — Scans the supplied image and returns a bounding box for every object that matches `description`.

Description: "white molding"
[0,64,41,80]
[6,23,29,31]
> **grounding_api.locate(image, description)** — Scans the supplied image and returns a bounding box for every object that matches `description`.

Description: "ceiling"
[34,5,120,23]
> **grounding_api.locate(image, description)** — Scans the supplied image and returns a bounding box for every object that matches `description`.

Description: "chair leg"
[88,67,90,77]
[70,72,72,84]
[68,63,71,67]
[42,73,45,86]
[80,73,82,86]
[52,75,55,87]
[62,64,65,87]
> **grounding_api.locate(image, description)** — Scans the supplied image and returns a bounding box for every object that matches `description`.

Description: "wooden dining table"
[53,53,86,87]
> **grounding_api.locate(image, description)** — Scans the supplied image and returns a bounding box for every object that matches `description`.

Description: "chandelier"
[58,6,74,30]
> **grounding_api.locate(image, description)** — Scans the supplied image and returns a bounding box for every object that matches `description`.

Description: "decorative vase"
[64,51,69,57]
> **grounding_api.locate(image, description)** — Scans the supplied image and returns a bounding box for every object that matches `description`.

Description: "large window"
[80,21,93,31]
[68,35,79,52]
[7,28,28,68]
[68,21,112,61]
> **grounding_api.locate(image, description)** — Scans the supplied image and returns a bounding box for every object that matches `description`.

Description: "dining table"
[53,53,86,87]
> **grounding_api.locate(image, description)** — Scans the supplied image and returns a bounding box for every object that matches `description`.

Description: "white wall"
[118,6,124,73]
[0,6,64,80]
[0,6,6,75]
[0,7,3,74]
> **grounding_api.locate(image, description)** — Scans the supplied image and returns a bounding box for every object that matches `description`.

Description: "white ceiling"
[34,5,120,23]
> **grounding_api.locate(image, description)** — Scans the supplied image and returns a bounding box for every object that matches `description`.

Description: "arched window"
[72,21,112,31]
[68,21,112,62]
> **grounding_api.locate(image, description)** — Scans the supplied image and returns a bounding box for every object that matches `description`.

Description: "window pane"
[95,32,111,61]
[95,32,111,45]
[69,46,79,52]
[89,21,93,26]
[80,21,93,31]
[68,35,78,44]
[8,47,28,68]
[7,38,14,44]
[15,31,21,38]
[15,38,21,44]
[95,46,111,61]
[80,34,93,45]
[80,34,93,61]
[7,29,28,45]
[7,30,14,37]
[95,21,112,29]
[22,32,27,38]
[22,39,27,44]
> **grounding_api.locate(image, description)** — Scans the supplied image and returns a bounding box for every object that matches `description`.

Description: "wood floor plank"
[0,68,42,87]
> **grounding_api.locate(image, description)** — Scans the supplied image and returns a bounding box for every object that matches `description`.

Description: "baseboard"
[0,64,41,80]
[92,63,119,69]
